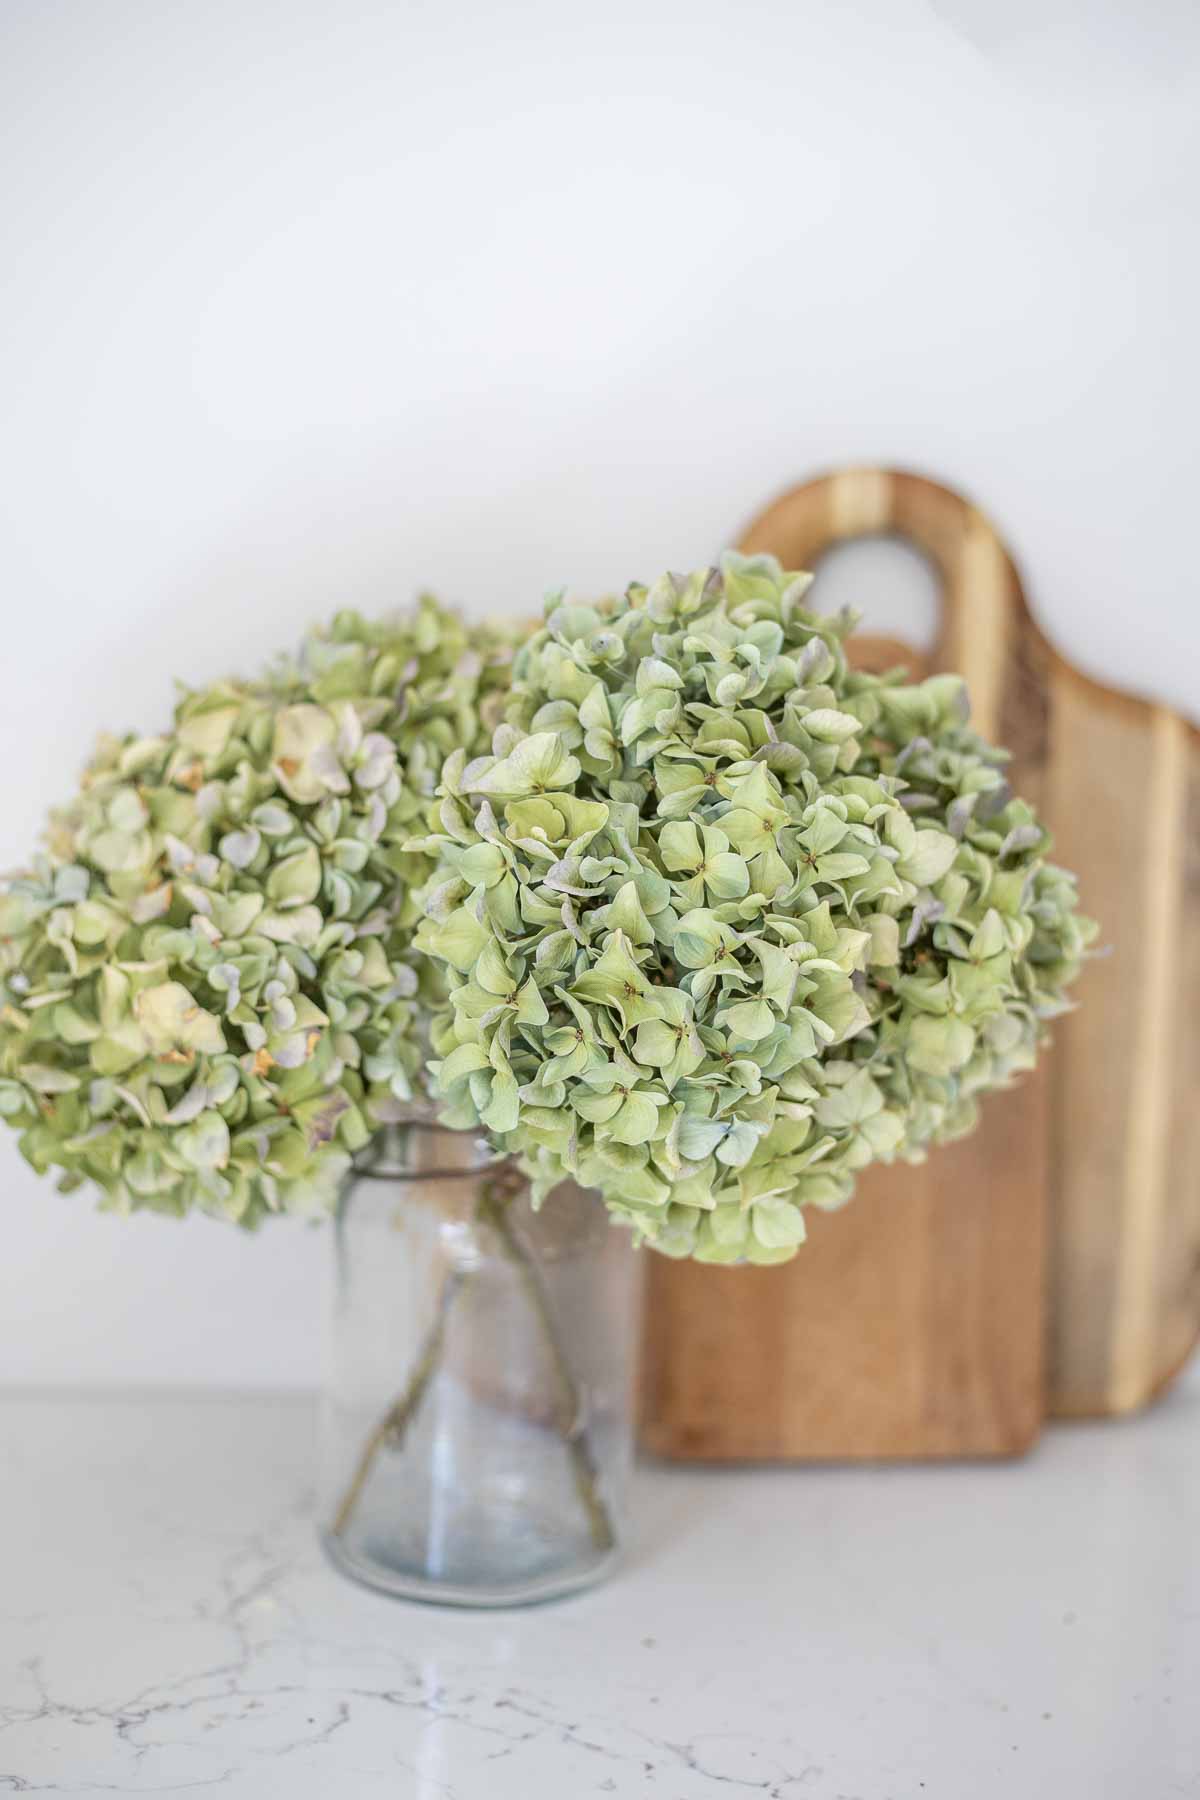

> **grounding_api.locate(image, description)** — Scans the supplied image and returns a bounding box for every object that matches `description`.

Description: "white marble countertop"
[1,1378,1197,1799]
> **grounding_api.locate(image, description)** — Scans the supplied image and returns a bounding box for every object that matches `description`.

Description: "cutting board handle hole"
[806,534,939,654]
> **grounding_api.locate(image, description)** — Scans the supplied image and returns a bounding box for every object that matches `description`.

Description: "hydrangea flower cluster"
[414,555,1095,1262]
[0,601,512,1224]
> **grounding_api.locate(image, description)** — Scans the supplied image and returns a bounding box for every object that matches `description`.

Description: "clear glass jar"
[318,1119,642,1606]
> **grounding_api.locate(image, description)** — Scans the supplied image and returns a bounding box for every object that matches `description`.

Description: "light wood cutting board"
[639,468,1200,1459]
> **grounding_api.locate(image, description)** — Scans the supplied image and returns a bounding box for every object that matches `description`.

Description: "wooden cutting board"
[639,468,1200,1459]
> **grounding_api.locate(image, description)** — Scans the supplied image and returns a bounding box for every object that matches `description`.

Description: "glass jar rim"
[351,1118,506,1182]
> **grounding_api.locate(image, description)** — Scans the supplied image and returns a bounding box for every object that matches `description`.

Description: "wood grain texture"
[1048,687,1200,1414]
[638,467,1200,1459]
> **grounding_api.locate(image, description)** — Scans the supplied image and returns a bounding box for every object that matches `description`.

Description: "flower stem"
[329,1174,616,1558]
[478,1181,616,1554]
[328,1263,469,1539]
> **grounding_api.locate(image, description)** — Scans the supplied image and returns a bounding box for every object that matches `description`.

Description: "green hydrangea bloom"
[414,555,1096,1262]
[0,600,512,1224]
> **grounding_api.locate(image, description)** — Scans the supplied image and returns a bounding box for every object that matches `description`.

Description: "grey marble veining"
[1,1382,1197,1797]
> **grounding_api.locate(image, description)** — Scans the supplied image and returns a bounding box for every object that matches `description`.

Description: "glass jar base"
[319,1526,620,1608]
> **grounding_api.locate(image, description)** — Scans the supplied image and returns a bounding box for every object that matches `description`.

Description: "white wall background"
[2,0,1197,1388]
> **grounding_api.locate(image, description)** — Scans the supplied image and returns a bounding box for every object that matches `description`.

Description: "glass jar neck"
[352,1115,502,1182]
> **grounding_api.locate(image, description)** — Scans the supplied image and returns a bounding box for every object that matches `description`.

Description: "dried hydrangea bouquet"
[0,556,1093,1604]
